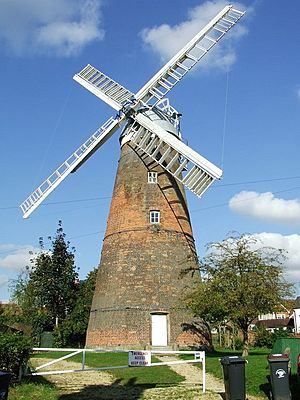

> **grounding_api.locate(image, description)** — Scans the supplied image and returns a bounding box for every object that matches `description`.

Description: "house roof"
[256,318,292,329]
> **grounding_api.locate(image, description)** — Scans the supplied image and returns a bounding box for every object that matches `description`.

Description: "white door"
[151,314,168,346]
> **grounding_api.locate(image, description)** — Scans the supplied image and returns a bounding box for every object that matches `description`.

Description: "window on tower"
[148,171,158,184]
[150,210,160,224]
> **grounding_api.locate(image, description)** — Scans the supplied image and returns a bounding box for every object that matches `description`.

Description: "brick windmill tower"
[20,5,244,348]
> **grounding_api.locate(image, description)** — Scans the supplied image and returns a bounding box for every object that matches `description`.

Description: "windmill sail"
[20,116,122,219]
[128,113,222,197]
[20,4,245,218]
[135,5,244,106]
[74,6,244,109]
[73,65,134,111]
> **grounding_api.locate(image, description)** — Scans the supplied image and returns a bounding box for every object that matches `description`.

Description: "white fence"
[29,347,206,393]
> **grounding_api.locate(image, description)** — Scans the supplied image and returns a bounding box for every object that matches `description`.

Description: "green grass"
[9,379,59,400]
[79,351,184,386]
[205,347,270,397]
[31,350,184,386]
[182,347,299,399]
[11,350,184,399]
[14,348,300,399]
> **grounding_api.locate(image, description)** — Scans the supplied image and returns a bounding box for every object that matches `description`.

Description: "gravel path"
[31,358,114,394]
[156,355,224,390]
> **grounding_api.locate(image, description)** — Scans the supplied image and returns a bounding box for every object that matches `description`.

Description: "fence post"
[82,350,86,371]
[202,352,206,393]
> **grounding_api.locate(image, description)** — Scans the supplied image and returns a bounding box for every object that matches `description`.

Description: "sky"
[1,0,300,301]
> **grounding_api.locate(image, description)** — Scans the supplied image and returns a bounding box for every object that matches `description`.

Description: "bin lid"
[0,371,10,375]
[220,356,246,365]
[0,371,11,378]
[268,353,290,362]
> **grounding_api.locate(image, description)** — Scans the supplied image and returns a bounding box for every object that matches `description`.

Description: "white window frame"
[150,210,160,224]
[148,171,158,184]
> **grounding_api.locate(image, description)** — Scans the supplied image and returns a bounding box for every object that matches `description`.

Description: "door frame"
[150,312,169,346]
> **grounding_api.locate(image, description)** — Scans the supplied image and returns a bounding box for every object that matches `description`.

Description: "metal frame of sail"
[135,6,244,106]
[127,113,222,197]
[20,116,121,218]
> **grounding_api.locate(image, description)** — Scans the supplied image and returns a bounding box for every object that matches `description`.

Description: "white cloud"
[0,244,38,272]
[229,191,300,225]
[0,0,104,57]
[0,244,17,252]
[297,87,300,100]
[252,232,300,283]
[140,1,248,72]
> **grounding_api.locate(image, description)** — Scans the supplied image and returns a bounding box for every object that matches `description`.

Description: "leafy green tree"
[29,222,79,326]
[54,268,97,347]
[185,233,294,356]
[11,221,79,342]
[0,302,18,329]
[10,267,51,340]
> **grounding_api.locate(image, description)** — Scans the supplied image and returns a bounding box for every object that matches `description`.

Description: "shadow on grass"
[259,374,271,399]
[207,350,234,358]
[20,374,56,388]
[208,349,270,357]
[57,377,161,400]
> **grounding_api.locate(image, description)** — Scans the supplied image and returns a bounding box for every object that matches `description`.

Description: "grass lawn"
[9,379,59,400]
[191,347,299,399]
[11,347,300,399]
[10,350,184,399]
[204,347,271,397]
[31,350,184,386]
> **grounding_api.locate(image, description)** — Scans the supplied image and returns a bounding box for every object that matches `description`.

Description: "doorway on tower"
[151,313,169,347]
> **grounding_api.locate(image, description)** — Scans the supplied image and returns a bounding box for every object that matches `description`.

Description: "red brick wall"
[86,141,202,348]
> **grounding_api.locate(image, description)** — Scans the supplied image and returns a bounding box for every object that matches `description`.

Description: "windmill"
[20,5,245,348]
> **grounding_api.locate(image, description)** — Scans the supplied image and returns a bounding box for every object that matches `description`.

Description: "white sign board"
[128,351,151,367]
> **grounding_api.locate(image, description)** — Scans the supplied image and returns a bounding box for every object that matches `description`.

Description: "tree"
[185,233,294,356]
[11,221,79,342]
[10,266,52,341]
[54,268,97,347]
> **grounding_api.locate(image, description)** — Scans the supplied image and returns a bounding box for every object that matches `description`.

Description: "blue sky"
[1,0,300,301]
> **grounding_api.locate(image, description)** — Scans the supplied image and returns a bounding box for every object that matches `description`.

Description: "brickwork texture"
[86,138,205,349]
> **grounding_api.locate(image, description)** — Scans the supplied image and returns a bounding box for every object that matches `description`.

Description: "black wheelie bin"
[268,353,291,400]
[220,356,246,400]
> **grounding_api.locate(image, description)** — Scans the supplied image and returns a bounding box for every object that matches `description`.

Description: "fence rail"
[29,347,206,393]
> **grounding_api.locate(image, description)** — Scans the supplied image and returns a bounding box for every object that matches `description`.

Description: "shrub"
[233,336,244,350]
[0,332,32,378]
[254,326,274,348]
[254,326,290,349]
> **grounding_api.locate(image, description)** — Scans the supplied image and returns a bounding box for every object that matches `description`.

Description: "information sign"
[128,350,151,367]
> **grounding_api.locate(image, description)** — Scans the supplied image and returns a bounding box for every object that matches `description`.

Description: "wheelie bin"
[220,356,246,400]
[0,371,11,400]
[268,353,291,400]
